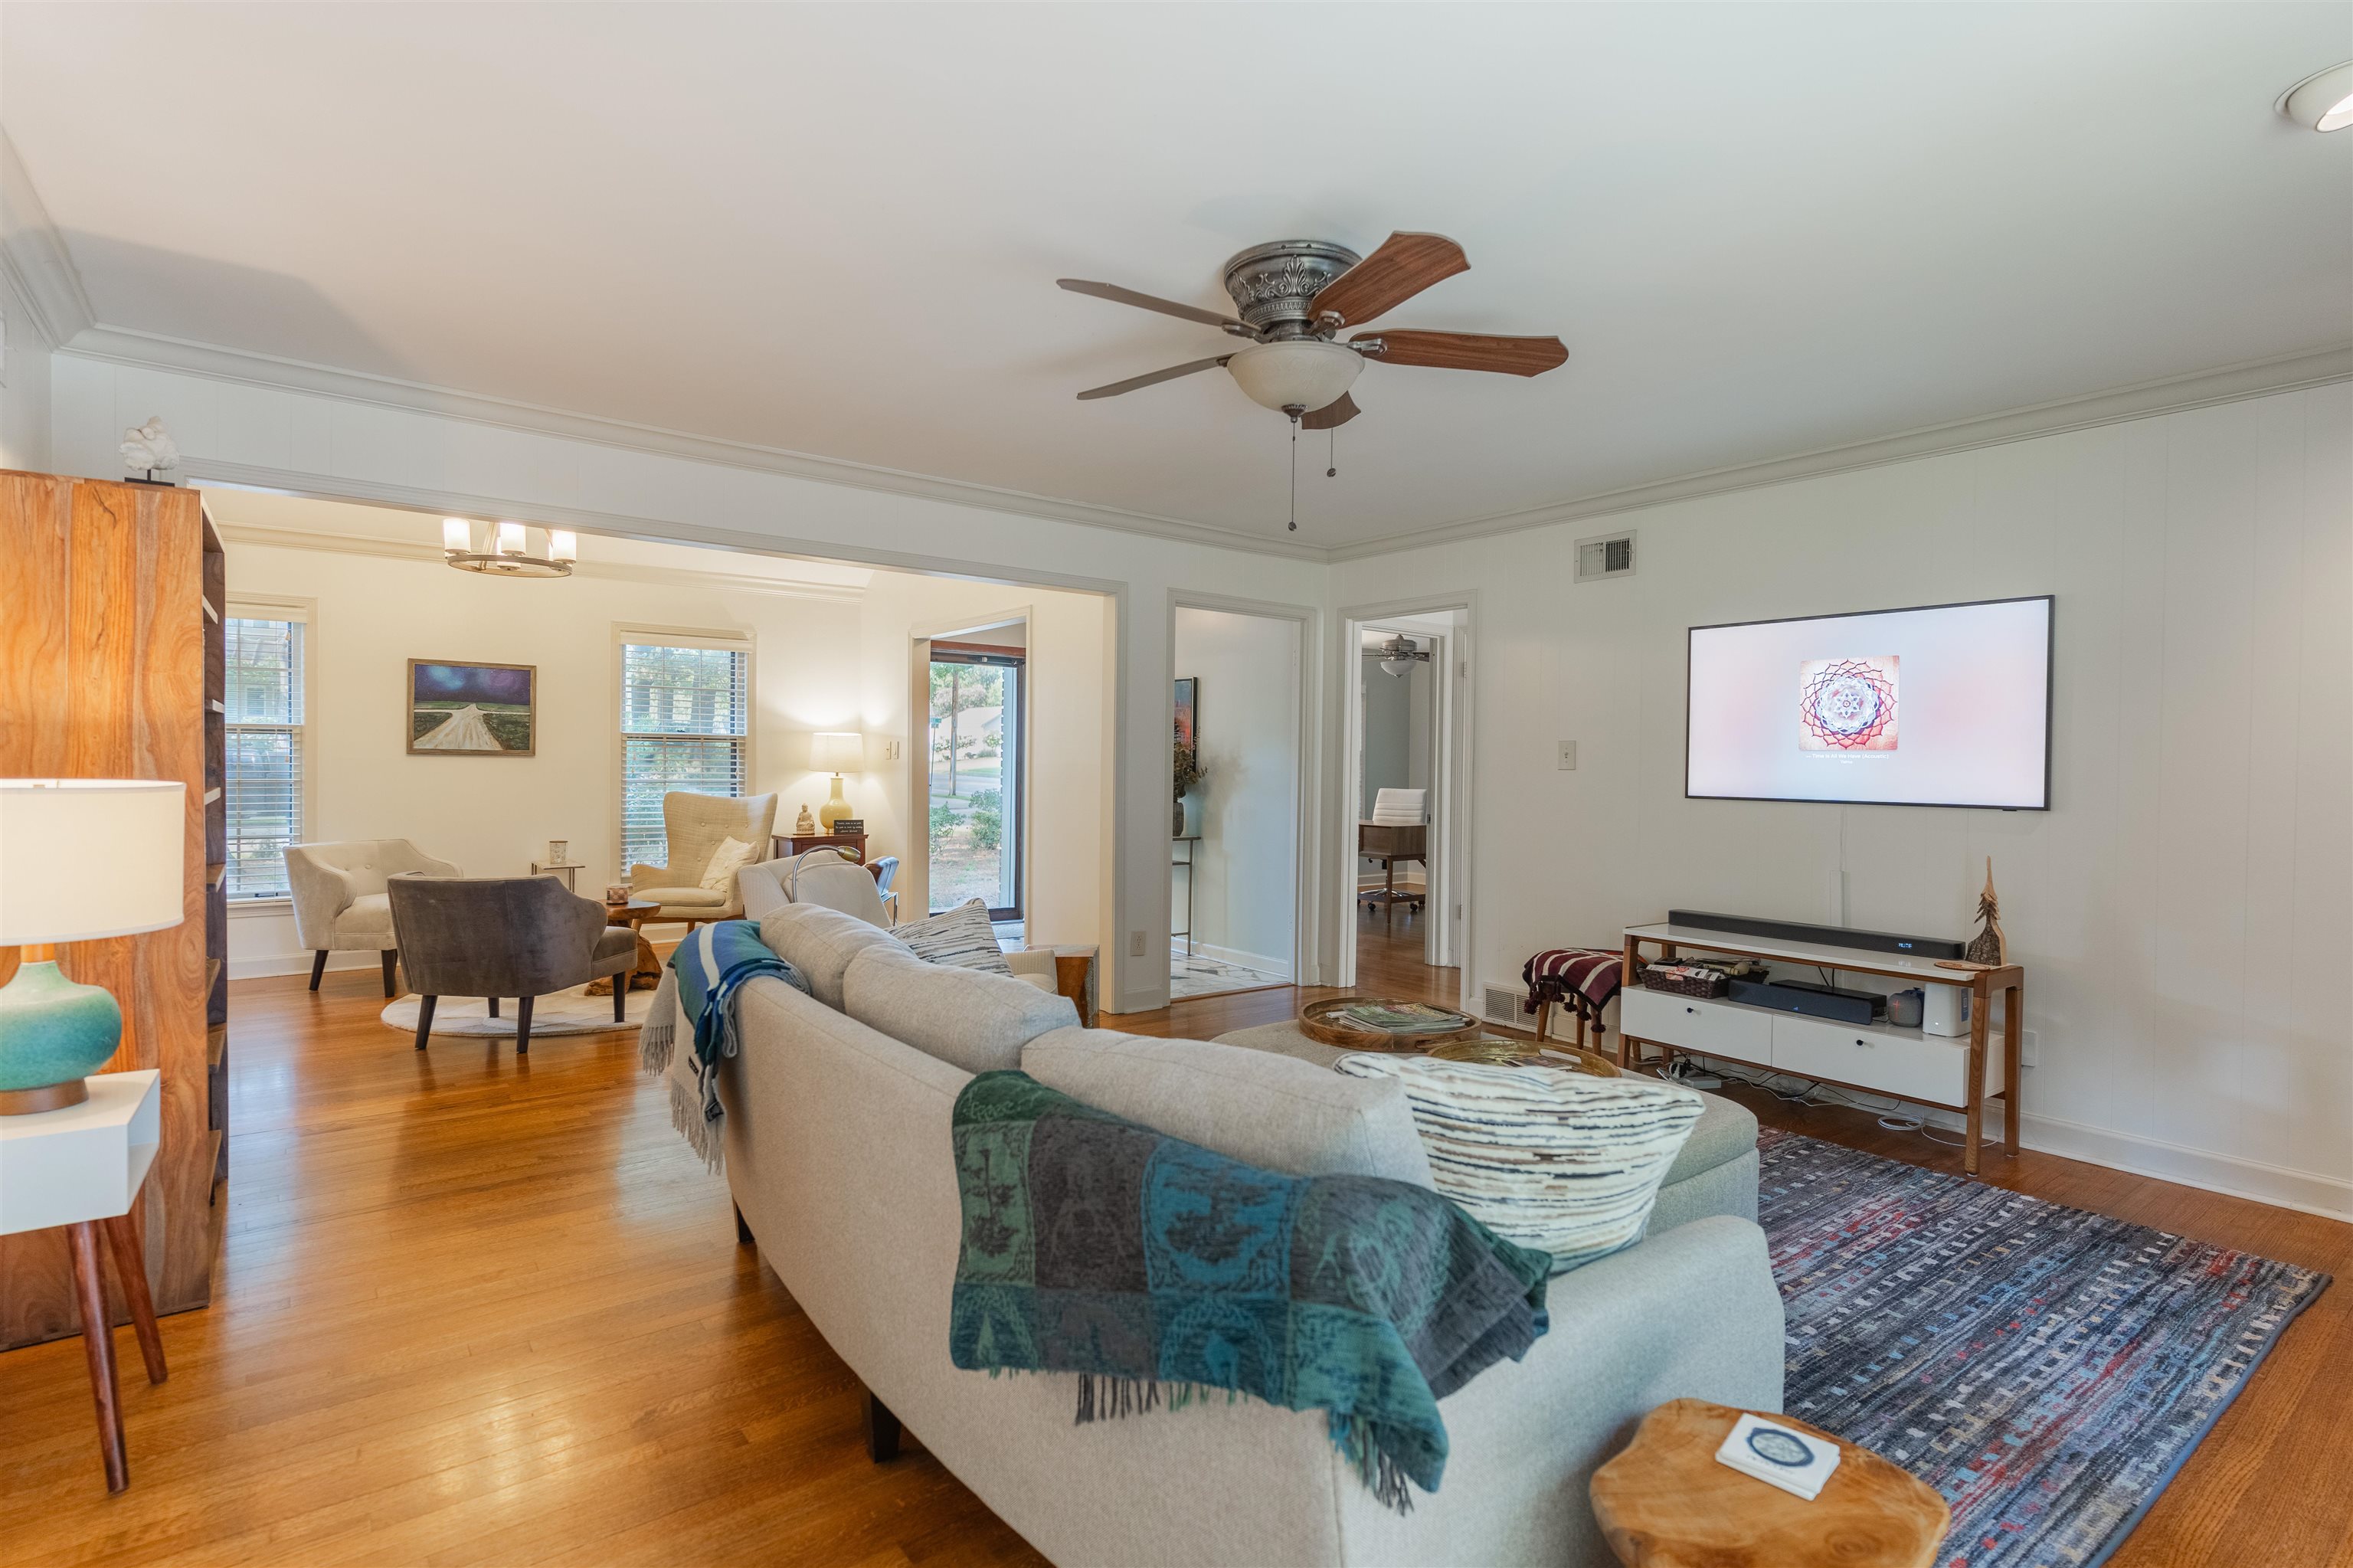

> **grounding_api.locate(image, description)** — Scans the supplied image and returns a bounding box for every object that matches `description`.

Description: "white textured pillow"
[1332,1055,1703,1274]
[890,897,1011,976]
[699,835,758,894]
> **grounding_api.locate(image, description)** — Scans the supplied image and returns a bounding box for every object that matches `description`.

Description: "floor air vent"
[1481,984,1523,1026]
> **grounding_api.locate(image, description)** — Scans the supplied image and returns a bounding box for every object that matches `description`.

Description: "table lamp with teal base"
[0,779,187,1115]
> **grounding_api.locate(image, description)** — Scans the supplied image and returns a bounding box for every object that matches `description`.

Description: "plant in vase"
[1173,740,1205,837]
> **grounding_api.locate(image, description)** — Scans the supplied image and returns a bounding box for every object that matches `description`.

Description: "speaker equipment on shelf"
[1725,977,1883,1027]
[1887,987,1926,1029]
[1921,985,1970,1037]
[1666,909,1966,961]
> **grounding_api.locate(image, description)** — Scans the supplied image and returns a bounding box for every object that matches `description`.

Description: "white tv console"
[1618,921,2024,1176]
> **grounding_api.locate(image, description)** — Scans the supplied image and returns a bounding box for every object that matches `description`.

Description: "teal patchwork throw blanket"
[948,1071,1552,1511]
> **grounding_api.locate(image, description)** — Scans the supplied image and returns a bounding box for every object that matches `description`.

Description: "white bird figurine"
[119,417,182,477]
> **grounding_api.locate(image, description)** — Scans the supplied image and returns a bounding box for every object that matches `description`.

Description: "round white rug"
[381,982,656,1039]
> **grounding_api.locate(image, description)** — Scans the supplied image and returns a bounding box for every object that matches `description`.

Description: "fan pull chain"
[1327,427,1337,480]
[1288,411,1299,532]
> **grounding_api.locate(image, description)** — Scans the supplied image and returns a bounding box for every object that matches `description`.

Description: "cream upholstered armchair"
[629,792,779,926]
[284,838,462,996]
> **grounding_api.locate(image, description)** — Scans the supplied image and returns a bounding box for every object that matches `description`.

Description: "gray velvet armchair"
[387,876,638,1053]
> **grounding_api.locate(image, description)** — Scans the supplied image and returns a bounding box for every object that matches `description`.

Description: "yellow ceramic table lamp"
[810,732,865,831]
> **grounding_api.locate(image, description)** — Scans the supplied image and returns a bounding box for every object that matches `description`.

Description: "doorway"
[1168,604,1304,1001]
[927,631,1025,921]
[1343,604,1471,1002]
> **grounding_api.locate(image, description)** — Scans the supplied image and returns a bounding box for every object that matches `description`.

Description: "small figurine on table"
[794,803,818,835]
[1964,858,2006,966]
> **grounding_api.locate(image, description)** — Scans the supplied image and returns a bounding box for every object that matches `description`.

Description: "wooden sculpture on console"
[1964,858,2007,967]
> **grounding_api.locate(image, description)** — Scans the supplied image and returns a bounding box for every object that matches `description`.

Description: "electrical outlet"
[2021,1029,2038,1069]
[1129,930,1147,958]
[882,738,902,761]
[1557,739,1577,771]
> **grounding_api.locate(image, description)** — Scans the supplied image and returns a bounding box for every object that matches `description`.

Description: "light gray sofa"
[717,908,1784,1567]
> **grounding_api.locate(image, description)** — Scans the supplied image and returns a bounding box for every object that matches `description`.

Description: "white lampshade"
[810,732,864,774]
[496,521,528,556]
[442,517,473,553]
[1226,340,1363,413]
[548,529,578,562]
[0,780,186,944]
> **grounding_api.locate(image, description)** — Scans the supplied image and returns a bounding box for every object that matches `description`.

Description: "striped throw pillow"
[1331,1055,1703,1274]
[890,897,1012,976]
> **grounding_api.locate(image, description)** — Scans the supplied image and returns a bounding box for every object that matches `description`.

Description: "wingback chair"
[387,876,638,1053]
[285,838,462,996]
[628,792,778,925]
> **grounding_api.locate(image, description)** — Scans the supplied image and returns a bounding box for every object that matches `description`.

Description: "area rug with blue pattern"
[1759,1128,2328,1568]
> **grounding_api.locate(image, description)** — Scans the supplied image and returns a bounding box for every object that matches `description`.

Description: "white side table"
[0,1069,169,1492]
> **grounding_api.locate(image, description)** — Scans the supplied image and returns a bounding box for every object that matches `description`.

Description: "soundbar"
[1726,977,1883,1026]
[1667,908,1965,961]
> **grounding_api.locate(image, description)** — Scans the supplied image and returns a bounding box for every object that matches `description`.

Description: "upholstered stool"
[1520,947,1625,1053]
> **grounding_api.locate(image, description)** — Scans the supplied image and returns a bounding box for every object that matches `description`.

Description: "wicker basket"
[1639,966,1732,1000]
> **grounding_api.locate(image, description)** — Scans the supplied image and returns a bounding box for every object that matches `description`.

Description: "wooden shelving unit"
[202,513,227,1196]
[0,473,224,1347]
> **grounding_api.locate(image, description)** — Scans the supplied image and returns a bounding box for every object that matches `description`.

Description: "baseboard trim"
[231,950,379,981]
[1671,1053,2351,1223]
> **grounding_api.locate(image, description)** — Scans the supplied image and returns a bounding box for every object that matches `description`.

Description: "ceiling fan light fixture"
[1226,340,1363,414]
[2279,62,2353,132]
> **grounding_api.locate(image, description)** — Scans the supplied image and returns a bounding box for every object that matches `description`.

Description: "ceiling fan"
[1058,232,1567,433]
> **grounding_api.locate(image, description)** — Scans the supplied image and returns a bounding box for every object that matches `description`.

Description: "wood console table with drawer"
[1618,922,2022,1177]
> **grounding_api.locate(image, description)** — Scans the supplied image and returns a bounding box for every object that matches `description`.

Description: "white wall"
[45,350,1335,1009]
[214,521,862,975]
[856,571,1111,949]
[1173,608,1300,976]
[0,267,53,472]
[1337,383,2353,1217]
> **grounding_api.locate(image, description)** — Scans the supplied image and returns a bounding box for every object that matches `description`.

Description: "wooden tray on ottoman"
[1297,997,1482,1052]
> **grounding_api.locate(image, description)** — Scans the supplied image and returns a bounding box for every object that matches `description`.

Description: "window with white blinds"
[619,637,751,872]
[224,614,306,899]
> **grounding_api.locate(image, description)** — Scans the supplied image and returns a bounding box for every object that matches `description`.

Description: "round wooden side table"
[1589,1399,1949,1568]
[586,899,663,997]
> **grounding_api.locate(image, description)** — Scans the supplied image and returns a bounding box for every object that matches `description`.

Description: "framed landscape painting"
[407,659,537,755]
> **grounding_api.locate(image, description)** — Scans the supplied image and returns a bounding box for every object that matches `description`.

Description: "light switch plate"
[1557,739,1577,771]
[1129,930,1147,957]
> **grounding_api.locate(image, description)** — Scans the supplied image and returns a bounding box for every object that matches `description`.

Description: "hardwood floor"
[1,921,2343,1567]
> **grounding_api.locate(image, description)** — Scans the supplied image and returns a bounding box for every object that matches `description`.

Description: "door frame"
[1337,592,1478,1005]
[1166,590,1322,988]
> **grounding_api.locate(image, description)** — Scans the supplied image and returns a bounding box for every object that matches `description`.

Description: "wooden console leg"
[67,1222,128,1493]
[100,1211,166,1385]
[1963,982,1988,1177]
[2004,980,2024,1155]
[734,1203,754,1246]
[865,1390,902,1463]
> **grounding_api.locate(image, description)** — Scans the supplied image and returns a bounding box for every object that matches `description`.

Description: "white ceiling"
[8,4,2348,552]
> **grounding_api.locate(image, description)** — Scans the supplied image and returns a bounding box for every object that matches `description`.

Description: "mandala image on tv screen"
[1798,656,1898,751]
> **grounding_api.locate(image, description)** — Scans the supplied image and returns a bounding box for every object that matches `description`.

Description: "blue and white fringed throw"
[640,920,809,1170]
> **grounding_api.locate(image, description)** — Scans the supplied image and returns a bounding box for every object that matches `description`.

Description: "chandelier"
[442,518,576,578]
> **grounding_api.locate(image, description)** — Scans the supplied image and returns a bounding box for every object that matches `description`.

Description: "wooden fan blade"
[1075,355,1232,401]
[1299,393,1359,430]
[1310,232,1469,328]
[1057,278,1245,332]
[1353,330,1568,377]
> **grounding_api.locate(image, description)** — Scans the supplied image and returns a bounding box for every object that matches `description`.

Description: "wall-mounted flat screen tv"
[1687,595,2052,810]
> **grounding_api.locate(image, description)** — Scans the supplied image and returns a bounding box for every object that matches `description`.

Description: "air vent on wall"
[1481,984,1524,1026]
[1575,530,1635,582]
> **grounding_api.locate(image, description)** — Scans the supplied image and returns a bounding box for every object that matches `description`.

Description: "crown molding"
[212,519,866,602]
[57,324,1330,562]
[57,321,2348,571]
[1325,343,2353,561]
[0,132,96,349]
